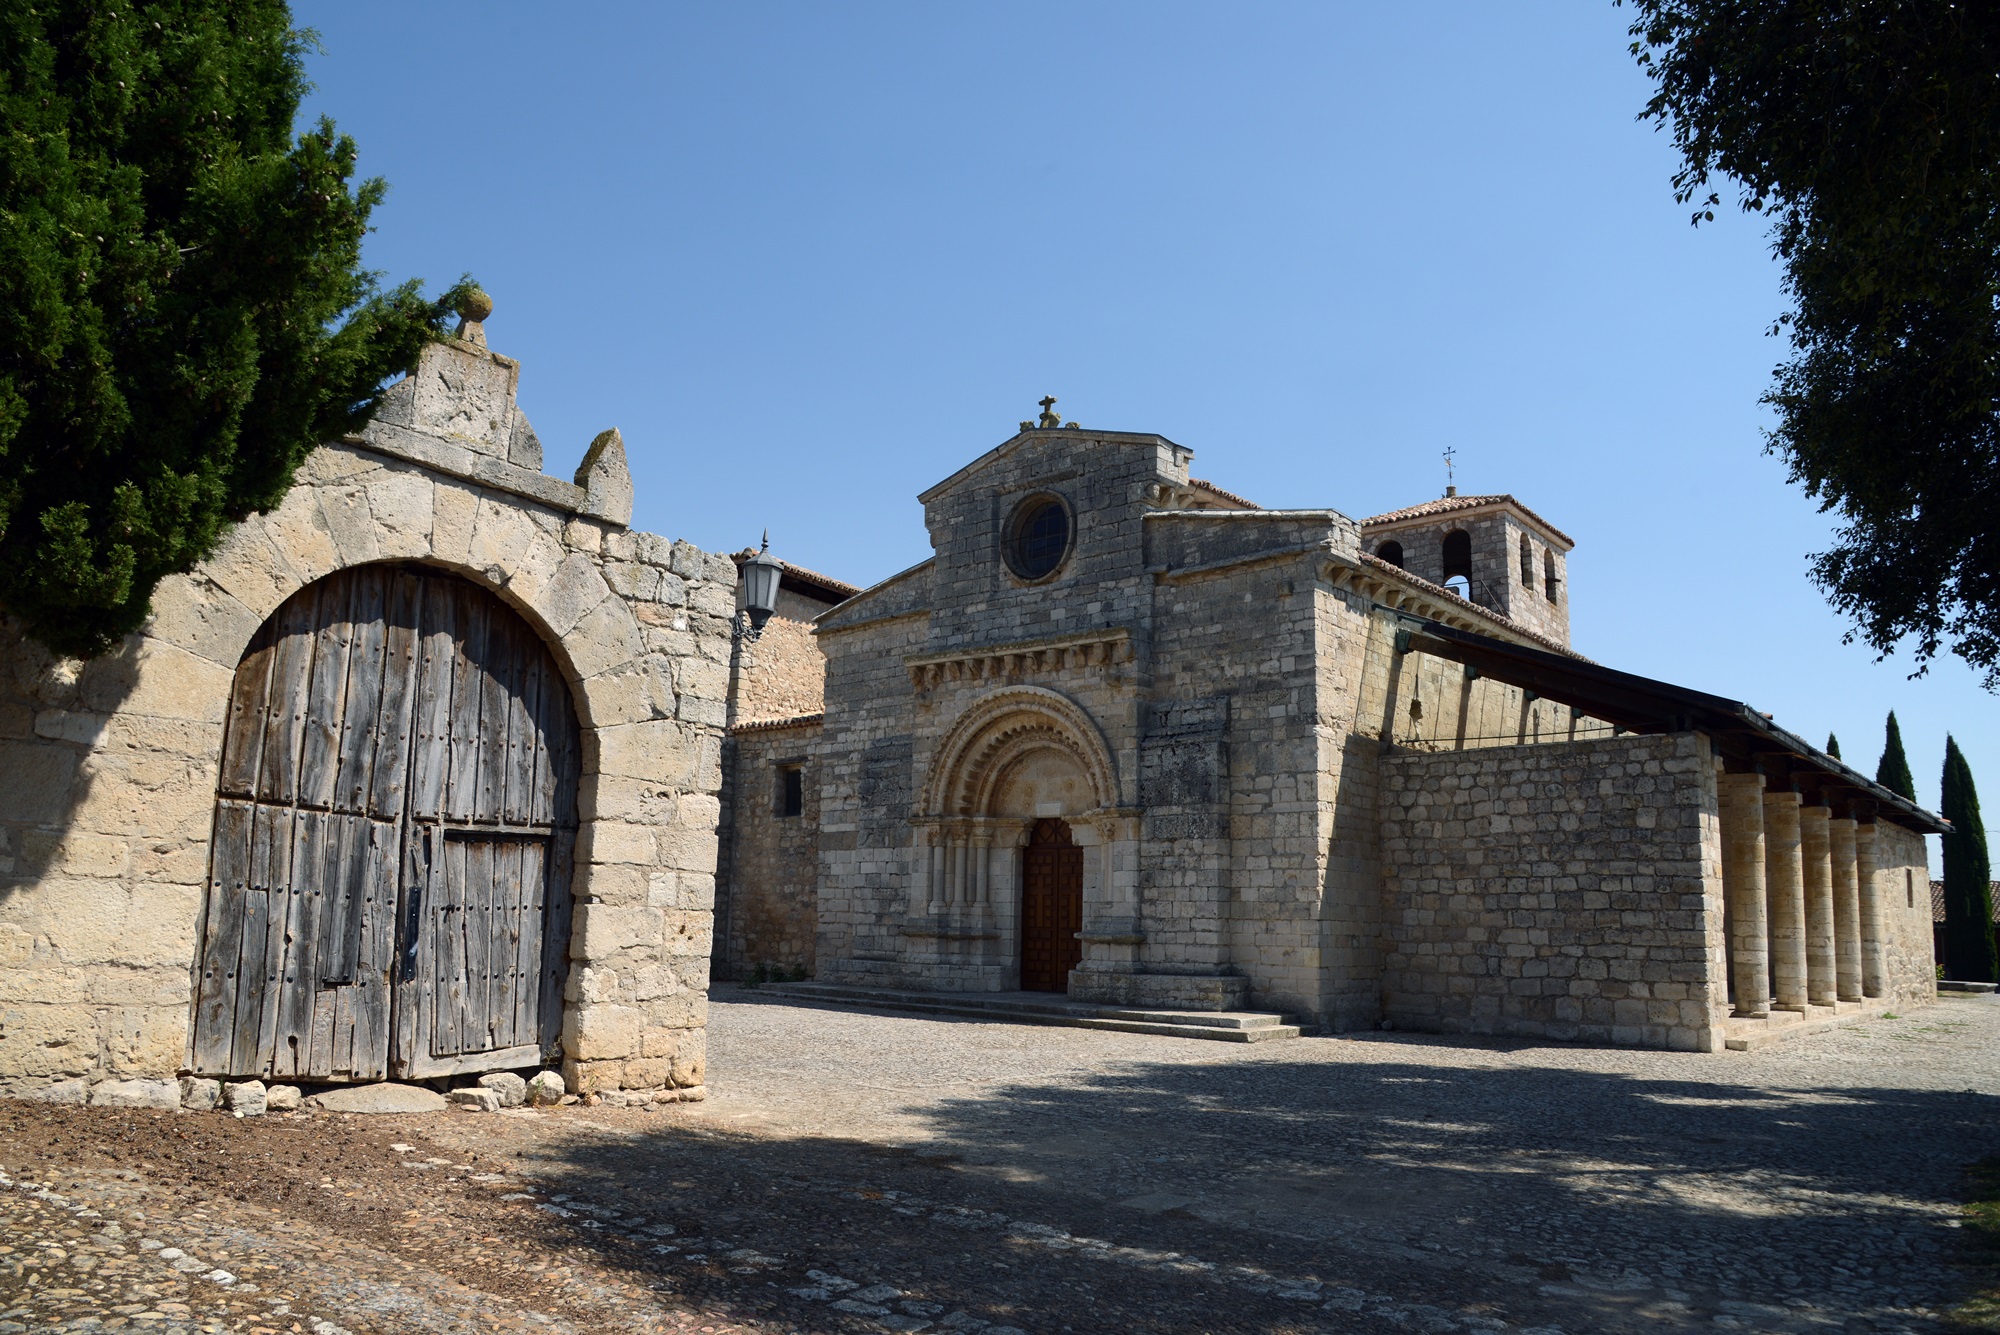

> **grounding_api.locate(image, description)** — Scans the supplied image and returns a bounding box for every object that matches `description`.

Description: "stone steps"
[1721,999,1895,1052]
[744,982,1302,1043]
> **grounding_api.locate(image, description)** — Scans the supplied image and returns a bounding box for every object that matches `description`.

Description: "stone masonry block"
[574,905,663,958]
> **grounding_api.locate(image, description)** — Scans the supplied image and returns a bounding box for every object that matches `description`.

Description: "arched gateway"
[189,563,578,1083]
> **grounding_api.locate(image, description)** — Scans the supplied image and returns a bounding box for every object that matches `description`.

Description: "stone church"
[715,406,1944,1052]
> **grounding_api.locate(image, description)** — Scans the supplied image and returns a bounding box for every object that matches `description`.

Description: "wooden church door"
[1019,818,1083,992]
[190,565,578,1082]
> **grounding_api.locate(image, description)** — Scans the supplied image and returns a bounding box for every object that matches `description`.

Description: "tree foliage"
[1625,2,2000,686]
[1825,732,1841,761]
[1875,710,1915,802]
[1941,735,1997,983]
[0,2,472,657]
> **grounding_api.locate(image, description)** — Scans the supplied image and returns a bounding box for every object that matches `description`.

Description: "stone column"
[1830,816,1863,1001]
[1800,805,1836,1006]
[973,830,992,908]
[1763,790,1808,1011]
[1856,821,1886,997]
[1718,773,1770,1016]
[921,828,945,914]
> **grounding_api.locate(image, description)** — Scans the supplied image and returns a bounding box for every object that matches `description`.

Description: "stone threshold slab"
[742,982,1302,1044]
[1721,1000,1900,1052]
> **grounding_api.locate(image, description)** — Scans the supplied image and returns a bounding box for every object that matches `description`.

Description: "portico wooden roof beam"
[1396,619,1948,835]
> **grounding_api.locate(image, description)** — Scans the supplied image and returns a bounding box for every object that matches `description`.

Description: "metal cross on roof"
[1443,445,1458,493]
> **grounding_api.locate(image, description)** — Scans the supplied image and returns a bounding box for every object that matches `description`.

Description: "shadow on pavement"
[507,1027,2000,1333]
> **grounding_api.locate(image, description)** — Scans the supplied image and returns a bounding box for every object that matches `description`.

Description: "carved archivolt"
[920,687,1119,818]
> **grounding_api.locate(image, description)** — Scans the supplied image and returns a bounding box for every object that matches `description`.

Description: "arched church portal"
[915,688,1124,994]
[189,563,579,1082]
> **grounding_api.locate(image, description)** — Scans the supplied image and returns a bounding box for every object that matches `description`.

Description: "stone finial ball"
[457,287,494,323]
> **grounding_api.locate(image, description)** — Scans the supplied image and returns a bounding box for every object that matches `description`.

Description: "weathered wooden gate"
[190,564,578,1082]
[1019,818,1082,992]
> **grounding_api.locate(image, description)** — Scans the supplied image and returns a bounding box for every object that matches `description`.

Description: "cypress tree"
[1826,733,1842,761]
[0,3,473,657]
[1940,736,1998,983]
[1876,712,1917,801]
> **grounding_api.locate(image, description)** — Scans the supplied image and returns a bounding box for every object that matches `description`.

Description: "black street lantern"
[741,531,784,633]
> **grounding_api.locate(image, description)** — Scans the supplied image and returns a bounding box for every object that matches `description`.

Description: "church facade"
[718,415,1943,1052]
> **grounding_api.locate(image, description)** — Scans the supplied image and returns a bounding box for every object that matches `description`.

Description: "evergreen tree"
[1876,711,1916,801]
[1626,3,2000,686]
[1940,735,1998,983]
[0,3,473,657]
[1826,733,1842,761]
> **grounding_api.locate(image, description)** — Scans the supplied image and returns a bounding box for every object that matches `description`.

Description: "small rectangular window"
[779,765,804,818]
[1906,868,1914,908]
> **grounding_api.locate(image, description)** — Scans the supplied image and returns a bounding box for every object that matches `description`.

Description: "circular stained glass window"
[1004,494,1072,580]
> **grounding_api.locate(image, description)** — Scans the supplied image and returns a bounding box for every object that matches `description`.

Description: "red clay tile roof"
[730,551,861,601]
[1187,478,1259,509]
[731,712,824,734]
[1930,880,2000,924]
[1362,493,1574,548]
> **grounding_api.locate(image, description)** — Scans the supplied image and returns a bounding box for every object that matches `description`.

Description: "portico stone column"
[1718,772,1770,1016]
[1763,790,1808,1011]
[1800,804,1836,1006]
[1856,821,1886,997]
[1830,816,1863,1002]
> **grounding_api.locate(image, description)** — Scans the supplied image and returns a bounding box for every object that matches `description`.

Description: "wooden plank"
[217,622,278,798]
[320,813,372,1075]
[461,837,492,1052]
[483,839,518,1051]
[370,570,424,819]
[189,800,253,1073]
[244,803,297,1077]
[297,572,356,811]
[332,569,389,815]
[444,584,487,822]
[509,840,545,1049]
[430,836,468,1056]
[411,1043,542,1079]
[256,584,322,805]
[409,576,458,819]
[264,805,317,1081]
[272,810,328,1078]
[350,818,399,1080]
[306,814,347,1080]
[539,828,576,1051]
[503,633,541,825]
[475,606,517,823]
[534,646,579,827]
[390,823,435,1076]
[227,805,282,1075]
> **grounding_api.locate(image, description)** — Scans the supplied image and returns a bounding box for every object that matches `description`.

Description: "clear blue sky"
[296,1,1991,829]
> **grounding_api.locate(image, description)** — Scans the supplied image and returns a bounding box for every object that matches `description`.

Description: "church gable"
[919,425,1192,649]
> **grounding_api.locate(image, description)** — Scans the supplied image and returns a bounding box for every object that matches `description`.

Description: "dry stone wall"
[0,326,734,1100]
[1379,731,1728,1051]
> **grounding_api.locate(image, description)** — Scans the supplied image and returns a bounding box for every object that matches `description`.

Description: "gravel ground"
[3,989,1997,1334]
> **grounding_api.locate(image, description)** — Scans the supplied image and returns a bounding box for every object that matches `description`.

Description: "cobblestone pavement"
[4,992,1998,1334]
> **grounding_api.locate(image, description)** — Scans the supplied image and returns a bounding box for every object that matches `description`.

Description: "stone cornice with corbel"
[904,627,1136,691]
[1324,553,1583,659]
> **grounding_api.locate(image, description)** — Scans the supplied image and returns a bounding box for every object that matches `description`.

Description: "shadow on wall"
[0,615,151,917]
[495,1021,2000,1330]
